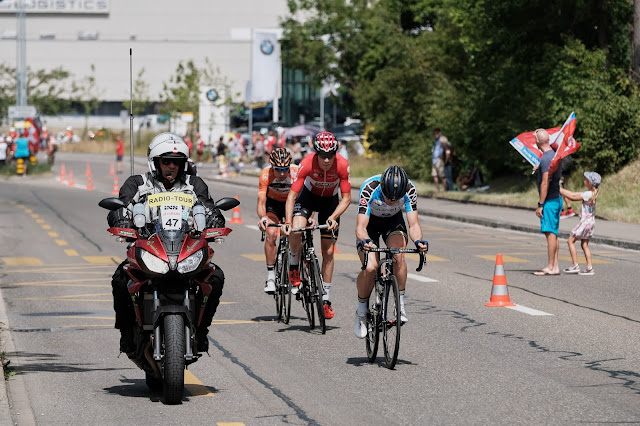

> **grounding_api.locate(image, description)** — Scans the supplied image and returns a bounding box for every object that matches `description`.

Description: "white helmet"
[147,132,189,178]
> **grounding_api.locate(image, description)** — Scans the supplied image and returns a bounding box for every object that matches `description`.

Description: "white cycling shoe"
[400,306,408,324]
[354,311,367,339]
[264,279,276,294]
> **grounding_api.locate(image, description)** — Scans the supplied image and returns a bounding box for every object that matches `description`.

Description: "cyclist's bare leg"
[288,215,307,259]
[264,215,279,265]
[320,238,335,283]
[356,251,378,299]
[387,233,408,291]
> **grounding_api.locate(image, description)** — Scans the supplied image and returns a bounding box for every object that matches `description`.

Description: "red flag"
[548,112,579,175]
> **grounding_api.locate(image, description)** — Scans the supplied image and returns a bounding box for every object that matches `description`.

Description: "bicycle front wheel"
[365,288,380,362]
[382,275,401,369]
[274,250,284,321]
[311,255,326,334]
[281,252,291,324]
[301,261,315,329]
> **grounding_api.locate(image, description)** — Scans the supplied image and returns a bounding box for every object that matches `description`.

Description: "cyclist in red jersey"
[257,147,298,294]
[283,131,351,319]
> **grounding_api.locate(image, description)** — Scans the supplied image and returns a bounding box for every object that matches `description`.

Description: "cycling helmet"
[147,132,189,179]
[314,131,338,154]
[269,147,292,168]
[380,166,409,202]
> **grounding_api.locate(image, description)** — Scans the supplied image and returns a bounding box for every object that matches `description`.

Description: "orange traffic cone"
[111,176,119,195]
[67,170,75,187]
[59,164,66,184]
[86,174,94,191]
[85,163,92,177]
[485,254,515,307]
[230,196,243,224]
[334,244,341,254]
[109,163,116,176]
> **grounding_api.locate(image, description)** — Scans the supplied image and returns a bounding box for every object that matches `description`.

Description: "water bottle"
[193,204,206,231]
[132,203,146,228]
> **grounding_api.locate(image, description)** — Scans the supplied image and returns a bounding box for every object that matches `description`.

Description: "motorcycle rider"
[107,132,226,354]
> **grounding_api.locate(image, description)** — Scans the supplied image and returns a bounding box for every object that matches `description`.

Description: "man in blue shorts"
[533,129,563,276]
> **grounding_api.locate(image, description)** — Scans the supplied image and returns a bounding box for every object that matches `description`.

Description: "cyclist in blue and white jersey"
[353,166,428,338]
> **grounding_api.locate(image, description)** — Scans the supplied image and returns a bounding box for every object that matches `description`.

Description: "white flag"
[251,31,280,103]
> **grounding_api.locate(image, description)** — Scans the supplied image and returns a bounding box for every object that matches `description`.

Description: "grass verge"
[0,162,52,177]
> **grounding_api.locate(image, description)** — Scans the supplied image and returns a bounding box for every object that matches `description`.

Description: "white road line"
[245,224,259,230]
[407,273,438,283]
[507,304,553,316]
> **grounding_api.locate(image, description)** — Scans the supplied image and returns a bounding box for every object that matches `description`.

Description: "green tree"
[159,58,235,138]
[122,68,151,116]
[71,64,102,138]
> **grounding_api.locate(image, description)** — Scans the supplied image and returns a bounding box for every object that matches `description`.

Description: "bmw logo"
[206,89,219,102]
[260,40,274,55]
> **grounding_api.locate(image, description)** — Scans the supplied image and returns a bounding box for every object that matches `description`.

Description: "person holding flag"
[533,129,563,276]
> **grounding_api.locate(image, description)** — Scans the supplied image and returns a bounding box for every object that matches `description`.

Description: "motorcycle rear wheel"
[163,314,185,404]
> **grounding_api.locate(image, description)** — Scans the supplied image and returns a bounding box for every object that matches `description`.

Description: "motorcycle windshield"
[147,192,195,256]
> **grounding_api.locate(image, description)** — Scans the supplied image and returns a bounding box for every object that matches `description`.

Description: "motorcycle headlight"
[177,250,204,274]
[140,250,169,274]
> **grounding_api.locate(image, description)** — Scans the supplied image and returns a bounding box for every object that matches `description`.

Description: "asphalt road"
[1,153,640,425]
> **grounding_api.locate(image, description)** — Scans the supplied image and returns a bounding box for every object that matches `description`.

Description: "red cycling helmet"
[314,131,338,154]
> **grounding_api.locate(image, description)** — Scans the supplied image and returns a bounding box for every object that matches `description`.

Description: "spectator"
[265,130,277,154]
[14,130,30,175]
[115,135,124,174]
[533,129,563,276]
[196,133,205,165]
[431,128,445,193]
[0,136,7,167]
[184,135,193,157]
[337,139,348,160]
[291,136,303,165]
[456,162,484,190]
[442,136,454,191]
[254,133,265,170]
[559,155,576,219]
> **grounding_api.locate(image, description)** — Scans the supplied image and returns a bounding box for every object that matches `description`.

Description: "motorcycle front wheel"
[162,314,185,404]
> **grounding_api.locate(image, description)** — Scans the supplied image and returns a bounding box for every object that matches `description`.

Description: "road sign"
[8,105,37,119]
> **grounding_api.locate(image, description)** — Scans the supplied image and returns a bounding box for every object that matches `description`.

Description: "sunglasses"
[160,158,183,166]
[274,167,289,173]
[318,153,336,160]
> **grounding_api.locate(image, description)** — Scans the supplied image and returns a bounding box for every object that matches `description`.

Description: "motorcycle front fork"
[151,289,194,362]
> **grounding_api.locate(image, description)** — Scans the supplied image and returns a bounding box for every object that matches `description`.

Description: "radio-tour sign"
[0,0,110,14]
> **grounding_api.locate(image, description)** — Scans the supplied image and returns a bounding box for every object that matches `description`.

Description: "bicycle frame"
[261,224,291,323]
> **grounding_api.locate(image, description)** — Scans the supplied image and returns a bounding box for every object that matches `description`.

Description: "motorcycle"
[99,193,239,404]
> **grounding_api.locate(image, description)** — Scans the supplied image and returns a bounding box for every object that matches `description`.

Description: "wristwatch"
[537,202,544,208]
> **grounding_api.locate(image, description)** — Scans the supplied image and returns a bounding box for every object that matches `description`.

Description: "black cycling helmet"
[380,166,408,201]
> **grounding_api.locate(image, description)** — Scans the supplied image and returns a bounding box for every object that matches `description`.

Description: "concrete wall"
[0,0,288,101]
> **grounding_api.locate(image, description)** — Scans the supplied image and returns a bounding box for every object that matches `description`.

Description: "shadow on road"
[346,356,418,368]
[5,351,132,375]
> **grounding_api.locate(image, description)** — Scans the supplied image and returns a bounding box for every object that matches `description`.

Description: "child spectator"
[560,171,601,276]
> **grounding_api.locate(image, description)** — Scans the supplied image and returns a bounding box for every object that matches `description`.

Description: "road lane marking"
[60,316,114,320]
[476,254,529,263]
[184,370,215,397]
[217,423,245,426]
[15,278,109,287]
[507,304,553,316]
[30,213,39,218]
[1,257,44,266]
[24,208,32,213]
[213,319,263,324]
[55,239,68,246]
[64,249,79,256]
[558,256,611,265]
[36,219,45,224]
[48,232,59,237]
[82,256,123,264]
[57,292,111,298]
[20,298,111,302]
[407,273,438,283]
[41,225,51,230]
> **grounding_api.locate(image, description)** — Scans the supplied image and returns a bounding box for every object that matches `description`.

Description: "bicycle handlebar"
[290,224,329,233]
[361,247,426,272]
[260,223,283,242]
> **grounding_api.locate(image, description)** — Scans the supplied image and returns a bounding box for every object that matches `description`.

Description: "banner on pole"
[251,31,280,103]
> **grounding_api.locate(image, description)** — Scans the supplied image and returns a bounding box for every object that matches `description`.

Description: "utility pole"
[16,0,27,106]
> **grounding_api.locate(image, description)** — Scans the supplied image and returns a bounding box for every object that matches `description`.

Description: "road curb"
[0,287,36,426]
[210,173,640,251]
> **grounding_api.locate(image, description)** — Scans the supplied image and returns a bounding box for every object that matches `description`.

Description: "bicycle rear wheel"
[311,255,326,334]
[274,251,284,321]
[382,275,401,369]
[365,287,380,362]
[301,261,315,329]
[281,251,291,324]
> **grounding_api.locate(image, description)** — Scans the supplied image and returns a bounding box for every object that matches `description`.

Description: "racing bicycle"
[361,245,427,369]
[291,223,331,334]
[261,224,291,323]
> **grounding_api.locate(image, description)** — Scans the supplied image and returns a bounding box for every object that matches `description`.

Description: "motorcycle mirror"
[99,197,125,211]
[214,197,240,211]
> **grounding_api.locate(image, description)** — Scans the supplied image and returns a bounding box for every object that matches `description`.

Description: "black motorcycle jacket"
[107,172,225,230]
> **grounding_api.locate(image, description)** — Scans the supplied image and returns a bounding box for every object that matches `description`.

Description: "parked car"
[331,124,363,144]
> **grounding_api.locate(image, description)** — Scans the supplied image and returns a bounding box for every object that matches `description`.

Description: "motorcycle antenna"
[129,48,135,176]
